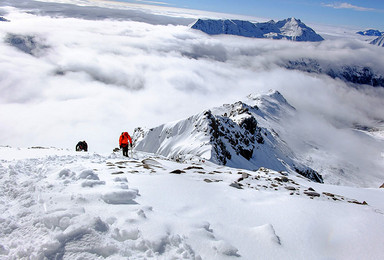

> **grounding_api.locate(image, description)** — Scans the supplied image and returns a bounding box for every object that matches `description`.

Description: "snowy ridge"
[370,36,384,47]
[357,29,383,36]
[190,17,324,42]
[133,90,323,183]
[0,146,383,259]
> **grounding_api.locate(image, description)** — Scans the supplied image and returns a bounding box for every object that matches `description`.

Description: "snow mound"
[191,17,324,42]
[251,224,281,246]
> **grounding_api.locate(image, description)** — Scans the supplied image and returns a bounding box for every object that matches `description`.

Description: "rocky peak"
[133,91,323,183]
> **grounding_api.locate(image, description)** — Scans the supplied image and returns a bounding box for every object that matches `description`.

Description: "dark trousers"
[122,144,129,157]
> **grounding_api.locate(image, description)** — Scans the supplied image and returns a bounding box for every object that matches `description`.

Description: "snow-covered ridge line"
[370,36,384,47]
[133,90,323,183]
[357,29,384,37]
[190,17,324,42]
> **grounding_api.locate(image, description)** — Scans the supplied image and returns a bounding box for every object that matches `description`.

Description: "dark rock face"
[204,103,264,164]
[295,168,323,183]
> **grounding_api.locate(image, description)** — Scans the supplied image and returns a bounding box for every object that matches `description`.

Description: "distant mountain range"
[284,59,384,87]
[357,29,383,37]
[191,18,324,42]
[0,16,10,22]
[370,36,384,47]
[133,90,323,183]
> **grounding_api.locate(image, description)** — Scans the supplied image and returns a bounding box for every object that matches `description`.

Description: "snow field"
[0,147,384,259]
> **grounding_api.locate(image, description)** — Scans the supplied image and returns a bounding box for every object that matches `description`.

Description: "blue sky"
[113,0,384,29]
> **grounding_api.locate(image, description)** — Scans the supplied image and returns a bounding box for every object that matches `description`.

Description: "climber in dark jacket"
[76,141,88,152]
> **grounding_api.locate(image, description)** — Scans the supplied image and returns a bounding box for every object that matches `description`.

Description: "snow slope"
[1,146,383,259]
[191,18,324,42]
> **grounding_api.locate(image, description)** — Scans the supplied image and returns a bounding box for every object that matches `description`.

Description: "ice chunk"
[101,190,138,204]
[78,170,99,180]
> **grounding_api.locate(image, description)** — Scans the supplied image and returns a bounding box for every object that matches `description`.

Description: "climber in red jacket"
[119,132,132,157]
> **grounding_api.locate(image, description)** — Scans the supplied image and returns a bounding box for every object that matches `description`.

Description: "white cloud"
[323,2,376,12]
[0,0,384,186]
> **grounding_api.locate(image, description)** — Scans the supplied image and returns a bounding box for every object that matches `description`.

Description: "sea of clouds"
[1,0,383,186]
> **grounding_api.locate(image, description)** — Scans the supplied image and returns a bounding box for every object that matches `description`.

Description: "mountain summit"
[191,17,324,42]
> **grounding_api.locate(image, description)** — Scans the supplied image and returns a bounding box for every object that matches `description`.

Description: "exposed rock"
[229,182,243,189]
[304,191,320,197]
[184,166,204,170]
[112,171,124,175]
[323,192,335,197]
[380,183,384,188]
[295,168,323,183]
[170,169,185,174]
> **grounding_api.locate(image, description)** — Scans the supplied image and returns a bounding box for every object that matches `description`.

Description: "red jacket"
[119,132,132,147]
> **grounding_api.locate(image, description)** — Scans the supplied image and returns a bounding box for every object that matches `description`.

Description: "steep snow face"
[275,18,324,42]
[191,17,324,42]
[370,36,384,47]
[133,90,323,183]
